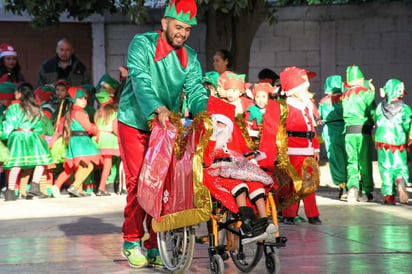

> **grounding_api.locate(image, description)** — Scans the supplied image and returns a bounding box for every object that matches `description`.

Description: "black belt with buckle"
[345,124,373,134]
[287,131,315,140]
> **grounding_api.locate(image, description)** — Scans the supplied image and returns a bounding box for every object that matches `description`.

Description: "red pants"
[118,122,157,249]
[282,155,320,218]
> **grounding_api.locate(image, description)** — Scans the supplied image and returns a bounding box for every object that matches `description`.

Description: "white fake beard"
[214,125,233,150]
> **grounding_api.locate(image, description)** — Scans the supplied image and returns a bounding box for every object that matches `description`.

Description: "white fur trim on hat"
[212,114,233,133]
[0,45,17,58]
[284,81,309,97]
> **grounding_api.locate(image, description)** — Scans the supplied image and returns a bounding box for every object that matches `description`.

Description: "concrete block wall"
[105,2,412,104]
[249,2,412,103]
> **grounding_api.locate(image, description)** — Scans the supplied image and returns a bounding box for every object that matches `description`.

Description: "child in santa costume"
[0,83,53,201]
[203,96,277,244]
[224,73,253,115]
[375,79,411,204]
[51,87,102,197]
[280,66,322,225]
[341,65,376,203]
[0,43,25,84]
[318,75,348,200]
[92,90,120,196]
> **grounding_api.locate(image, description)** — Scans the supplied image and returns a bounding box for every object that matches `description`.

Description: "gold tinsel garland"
[235,114,257,150]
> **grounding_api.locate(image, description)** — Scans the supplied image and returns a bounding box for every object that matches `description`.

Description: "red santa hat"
[0,43,17,58]
[280,66,316,96]
[207,96,236,133]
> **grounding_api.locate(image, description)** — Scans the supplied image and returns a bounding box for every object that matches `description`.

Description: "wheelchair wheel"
[227,213,263,272]
[265,252,280,274]
[157,226,195,274]
[210,254,224,274]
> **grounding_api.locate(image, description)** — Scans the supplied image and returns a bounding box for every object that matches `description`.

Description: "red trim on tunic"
[154,30,188,68]
[341,86,369,100]
[64,154,102,169]
[375,142,409,153]
[99,148,120,156]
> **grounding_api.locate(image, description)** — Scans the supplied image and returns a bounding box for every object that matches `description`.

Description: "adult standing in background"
[117,0,209,268]
[0,43,25,83]
[36,38,90,87]
[213,49,232,75]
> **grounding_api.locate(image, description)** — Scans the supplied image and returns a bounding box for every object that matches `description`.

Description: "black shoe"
[217,245,229,261]
[283,217,295,225]
[96,190,111,196]
[338,187,348,201]
[308,216,322,225]
[4,189,17,201]
[28,183,42,197]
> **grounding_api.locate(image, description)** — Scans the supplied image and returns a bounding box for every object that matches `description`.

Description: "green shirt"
[118,31,209,131]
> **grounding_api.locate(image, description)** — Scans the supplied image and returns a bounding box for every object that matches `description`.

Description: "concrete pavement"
[0,163,411,273]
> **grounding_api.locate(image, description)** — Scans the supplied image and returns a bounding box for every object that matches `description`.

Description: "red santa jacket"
[285,97,320,156]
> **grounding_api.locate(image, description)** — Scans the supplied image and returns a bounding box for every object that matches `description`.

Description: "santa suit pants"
[345,133,374,194]
[282,155,320,218]
[377,147,409,196]
[118,122,157,249]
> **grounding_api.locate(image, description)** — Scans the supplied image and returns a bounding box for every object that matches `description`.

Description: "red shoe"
[383,195,396,205]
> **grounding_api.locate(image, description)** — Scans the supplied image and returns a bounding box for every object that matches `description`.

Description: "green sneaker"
[122,245,147,268]
[146,248,165,267]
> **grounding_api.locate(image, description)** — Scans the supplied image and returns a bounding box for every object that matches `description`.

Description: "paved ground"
[0,163,411,273]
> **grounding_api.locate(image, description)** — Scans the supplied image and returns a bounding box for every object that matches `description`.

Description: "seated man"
[203,97,277,245]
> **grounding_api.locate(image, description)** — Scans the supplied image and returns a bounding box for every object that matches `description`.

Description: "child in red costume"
[203,96,277,244]
[279,66,322,225]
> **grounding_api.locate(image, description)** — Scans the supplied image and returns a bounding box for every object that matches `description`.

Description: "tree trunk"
[205,0,267,78]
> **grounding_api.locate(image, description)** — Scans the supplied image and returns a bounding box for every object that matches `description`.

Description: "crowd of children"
[0,42,410,211]
[0,53,126,201]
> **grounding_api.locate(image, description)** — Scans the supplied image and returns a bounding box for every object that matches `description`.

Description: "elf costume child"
[341,65,376,203]
[318,75,348,200]
[374,79,411,204]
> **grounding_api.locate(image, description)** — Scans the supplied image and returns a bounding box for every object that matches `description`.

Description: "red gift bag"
[137,119,177,221]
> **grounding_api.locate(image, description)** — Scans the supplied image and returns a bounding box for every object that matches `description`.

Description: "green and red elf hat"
[54,79,69,90]
[164,0,198,25]
[380,79,405,103]
[203,71,219,90]
[0,82,17,100]
[224,73,246,93]
[95,74,119,92]
[34,85,55,104]
[67,87,87,103]
[346,65,364,85]
[95,90,114,106]
[324,75,343,95]
[252,82,276,98]
[280,66,316,96]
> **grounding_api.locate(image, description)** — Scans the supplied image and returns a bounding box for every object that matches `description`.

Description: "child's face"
[102,83,115,95]
[255,91,269,109]
[75,96,87,109]
[226,88,241,103]
[55,85,68,100]
[14,90,21,100]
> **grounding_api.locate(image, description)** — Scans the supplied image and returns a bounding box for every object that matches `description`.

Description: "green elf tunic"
[118,30,209,131]
[374,79,412,197]
[92,111,119,156]
[64,105,102,168]
[0,100,52,169]
[341,70,376,195]
[318,75,347,187]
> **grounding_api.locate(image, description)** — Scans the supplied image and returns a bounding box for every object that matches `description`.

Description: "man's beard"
[165,28,184,49]
[214,125,232,150]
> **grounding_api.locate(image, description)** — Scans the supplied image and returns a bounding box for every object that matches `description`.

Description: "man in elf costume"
[117,0,209,268]
[375,79,411,204]
[341,65,376,203]
[318,75,348,200]
[280,66,322,225]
